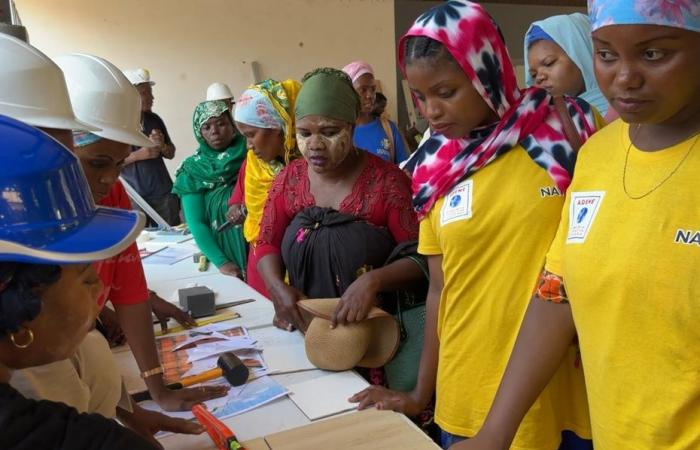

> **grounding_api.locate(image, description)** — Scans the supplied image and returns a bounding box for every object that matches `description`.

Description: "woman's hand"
[269,283,307,332]
[348,385,425,417]
[98,308,126,347]
[118,404,205,449]
[225,203,246,225]
[219,261,242,278]
[151,384,230,412]
[149,292,197,332]
[331,271,380,327]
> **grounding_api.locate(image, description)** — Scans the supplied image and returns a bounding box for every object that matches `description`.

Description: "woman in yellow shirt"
[458,2,700,450]
[350,2,602,449]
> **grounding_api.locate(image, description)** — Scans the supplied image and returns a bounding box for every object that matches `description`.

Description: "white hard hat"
[0,33,99,131]
[123,68,155,86]
[206,82,234,101]
[54,54,153,147]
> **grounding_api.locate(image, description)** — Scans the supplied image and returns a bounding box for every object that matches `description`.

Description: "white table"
[116,236,370,449]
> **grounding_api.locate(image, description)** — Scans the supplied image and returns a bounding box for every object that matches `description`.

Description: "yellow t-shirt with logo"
[546,120,700,449]
[419,146,591,449]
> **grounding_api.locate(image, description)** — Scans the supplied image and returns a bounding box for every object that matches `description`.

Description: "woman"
[0,114,155,449]
[350,2,603,449]
[524,12,617,121]
[255,68,423,331]
[228,78,301,297]
[342,61,410,164]
[173,100,248,278]
[455,2,700,449]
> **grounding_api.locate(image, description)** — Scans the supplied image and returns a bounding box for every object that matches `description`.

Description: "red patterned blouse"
[255,154,418,259]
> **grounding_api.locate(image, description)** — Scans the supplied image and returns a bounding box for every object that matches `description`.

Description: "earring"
[9,327,34,349]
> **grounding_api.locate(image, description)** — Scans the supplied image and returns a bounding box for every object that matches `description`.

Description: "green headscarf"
[172,100,248,271]
[294,68,359,124]
[173,100,247,196]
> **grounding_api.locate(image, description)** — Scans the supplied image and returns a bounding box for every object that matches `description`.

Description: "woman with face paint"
[173,101,248,279]
[255,68,426,344]
[452,1,700,449]
[228,79,302,297]
[524,13,618,122]
[350,2,605,449]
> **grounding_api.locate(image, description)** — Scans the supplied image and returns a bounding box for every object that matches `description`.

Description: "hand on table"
[270,284,307,332]
[119,403,205,449]
[219,261,243,279]
[349,385,425,417]
[98,307,126,347]
[331,271,379,327]
[152,384,230,412]
[149,291,197,331]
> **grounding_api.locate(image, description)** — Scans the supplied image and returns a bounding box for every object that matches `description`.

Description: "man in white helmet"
[122,68,181,226]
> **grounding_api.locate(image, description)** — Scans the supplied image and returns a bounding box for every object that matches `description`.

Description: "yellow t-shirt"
[546,120,700,449]
[419,146,591,449]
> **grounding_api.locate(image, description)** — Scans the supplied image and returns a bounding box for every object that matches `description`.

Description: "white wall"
[16,0,398,173]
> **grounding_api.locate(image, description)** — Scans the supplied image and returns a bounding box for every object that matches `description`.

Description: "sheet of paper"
[142,246,196,265]
[156,325,253,381]
[172,330,234,351]
[251,326,315,374]
[186,338,258,363]
[287,371,368,420]
[141,376,290,439]
[182,349,268,378]
[262,345,315,374]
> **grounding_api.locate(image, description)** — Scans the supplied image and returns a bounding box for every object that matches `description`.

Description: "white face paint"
[295,118,354,173]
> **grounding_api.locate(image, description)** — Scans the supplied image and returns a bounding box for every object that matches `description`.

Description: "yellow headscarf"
[239,79,301,243]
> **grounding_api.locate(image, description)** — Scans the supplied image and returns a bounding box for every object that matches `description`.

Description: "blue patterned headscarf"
[589,0,700,32]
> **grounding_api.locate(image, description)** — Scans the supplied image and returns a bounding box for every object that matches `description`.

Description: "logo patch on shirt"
[441,179,473,226]
[566,191,605,244]
[674,229,700,246]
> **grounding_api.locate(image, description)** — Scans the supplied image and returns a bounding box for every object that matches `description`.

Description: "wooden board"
[262,409,439,450]
[241,438,271,450]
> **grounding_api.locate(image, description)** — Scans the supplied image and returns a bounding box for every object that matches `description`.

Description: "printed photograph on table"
[156,324,256,381]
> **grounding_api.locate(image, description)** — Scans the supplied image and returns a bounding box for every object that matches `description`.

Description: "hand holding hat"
[331,271,380,327]
[299,298,400,371]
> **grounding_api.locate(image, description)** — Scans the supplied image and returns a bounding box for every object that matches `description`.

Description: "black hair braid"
[403,36,458,67]
[0,263,61,337]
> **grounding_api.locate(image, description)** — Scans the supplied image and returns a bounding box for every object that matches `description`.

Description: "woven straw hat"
[298,298,400,371]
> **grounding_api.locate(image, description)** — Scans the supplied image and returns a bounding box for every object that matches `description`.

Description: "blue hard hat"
[0,114,145,264]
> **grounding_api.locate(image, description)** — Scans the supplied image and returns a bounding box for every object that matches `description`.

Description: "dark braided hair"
[403,36,459,68]
[0,263,61,337]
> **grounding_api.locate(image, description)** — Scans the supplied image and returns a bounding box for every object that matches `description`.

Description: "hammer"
[131,352,249,403]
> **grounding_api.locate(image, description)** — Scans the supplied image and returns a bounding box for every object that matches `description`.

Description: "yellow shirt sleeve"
[418,210,442,255]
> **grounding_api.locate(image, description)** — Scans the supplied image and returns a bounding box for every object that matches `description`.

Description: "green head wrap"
[193,100,231,143]
[294,68,360,124]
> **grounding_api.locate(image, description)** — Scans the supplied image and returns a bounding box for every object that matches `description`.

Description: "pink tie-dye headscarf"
[400,1,599,219]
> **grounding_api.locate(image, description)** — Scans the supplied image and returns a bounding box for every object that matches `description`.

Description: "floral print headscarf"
[400,1,599,219]
[589,0,700,32]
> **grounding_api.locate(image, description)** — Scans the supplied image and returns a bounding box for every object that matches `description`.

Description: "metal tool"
[217,206,247,233]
